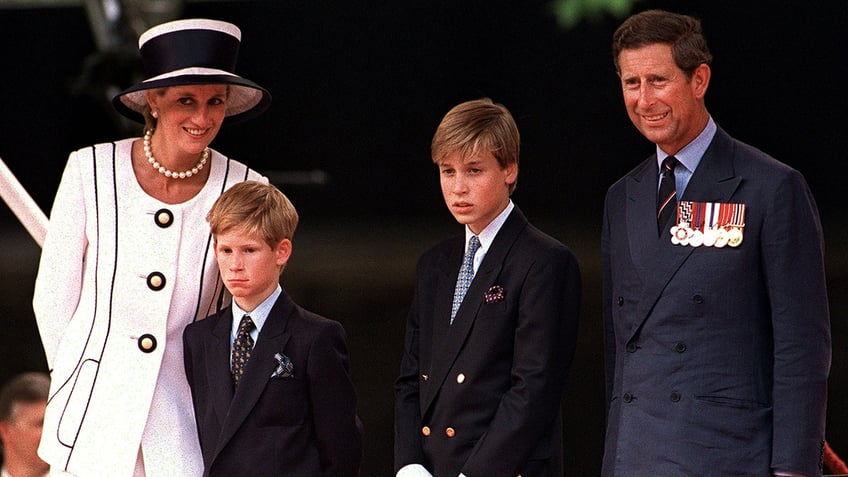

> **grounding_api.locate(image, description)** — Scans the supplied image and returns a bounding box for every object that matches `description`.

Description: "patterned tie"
[657,156,679,235]
[232,314,255,386]
[451,235,480,324]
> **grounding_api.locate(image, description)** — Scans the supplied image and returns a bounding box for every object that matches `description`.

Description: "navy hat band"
[141,29,240,77]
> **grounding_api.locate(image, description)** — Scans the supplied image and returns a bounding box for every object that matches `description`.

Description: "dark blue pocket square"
[484,285,504,304]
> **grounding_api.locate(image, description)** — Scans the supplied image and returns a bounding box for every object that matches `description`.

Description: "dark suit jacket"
[601,127,831,476]
[395,206,581,477]
[183,290,362,477]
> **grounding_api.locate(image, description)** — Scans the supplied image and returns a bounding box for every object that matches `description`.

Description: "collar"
[465,200,514,254]
[231,285,282,338]
[656,116,717,174]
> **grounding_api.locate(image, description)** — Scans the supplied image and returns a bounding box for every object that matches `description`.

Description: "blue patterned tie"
[232,314,255,386]
[451,235,480,324]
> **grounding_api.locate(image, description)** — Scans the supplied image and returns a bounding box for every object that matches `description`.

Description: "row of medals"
[670,222,743,248]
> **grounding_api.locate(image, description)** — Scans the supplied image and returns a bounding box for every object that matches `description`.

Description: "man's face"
[214,228,290,312]
[0,400,48,469]
[617,43,710,155]
[438,150,517,234]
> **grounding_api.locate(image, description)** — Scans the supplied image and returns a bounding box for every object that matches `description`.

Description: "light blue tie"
[451,235,480,324]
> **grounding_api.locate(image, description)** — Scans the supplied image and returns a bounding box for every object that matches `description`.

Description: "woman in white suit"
[32,19,271,476]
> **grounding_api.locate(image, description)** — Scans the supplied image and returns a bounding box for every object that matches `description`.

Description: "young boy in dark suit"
[183,181,362,477]
[394,98,582,477]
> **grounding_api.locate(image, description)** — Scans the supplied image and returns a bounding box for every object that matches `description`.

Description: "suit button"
[674,342,687,353]
[421,426,431,437]
[154,208,173,228]
[617,296,624,306]
[445,427,456,438]
[137,334,157,353]
[421,374,429,382]
[692,294,704,304]
[622,393,633,403]
[456,373,465,384]
[670,391,681,402]
[146,272,166,291]
[626,342,637,353]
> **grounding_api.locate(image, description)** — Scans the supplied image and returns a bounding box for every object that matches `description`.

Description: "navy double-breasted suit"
[601,127,831,476]
[395,206,581,477]
[183,290,363,477]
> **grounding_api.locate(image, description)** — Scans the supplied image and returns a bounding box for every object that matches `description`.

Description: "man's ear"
[0,421,10,443]
[276,239,292,267]
[504,162,518,186]
[691,63,711,99]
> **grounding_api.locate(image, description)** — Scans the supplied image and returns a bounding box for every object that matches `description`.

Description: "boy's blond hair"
[431,97,520,194]
[207,181,299,248]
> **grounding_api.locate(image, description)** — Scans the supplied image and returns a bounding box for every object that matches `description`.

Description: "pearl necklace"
[143,128,210,179]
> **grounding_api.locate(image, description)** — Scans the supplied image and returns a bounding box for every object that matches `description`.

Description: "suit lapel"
[429,240,463,361]
[624,158,662,277]
[212,293,293,459]
[422,208,526,413]
[208,309,235,423]
[626,128,743,342]
[679,128,742,204]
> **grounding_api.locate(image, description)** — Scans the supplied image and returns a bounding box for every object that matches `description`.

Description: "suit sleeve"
[601,190,617,417]
[394,257,428,472]
[181,324,205,446]
[763,169,830,476]
[308,320,363,477]
[182,327,195,395]
[33,150,87,368]
[462,246,581,475]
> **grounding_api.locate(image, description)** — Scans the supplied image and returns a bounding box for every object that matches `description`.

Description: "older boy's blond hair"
[431,97,520,194]
[207,181,298,249]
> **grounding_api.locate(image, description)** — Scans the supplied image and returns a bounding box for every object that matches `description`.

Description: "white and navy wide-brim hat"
[113,18,271,124]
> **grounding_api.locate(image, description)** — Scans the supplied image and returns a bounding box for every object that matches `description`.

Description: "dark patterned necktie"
[232,314,255,386]
[657,156,679,236]
[451,235,480,324]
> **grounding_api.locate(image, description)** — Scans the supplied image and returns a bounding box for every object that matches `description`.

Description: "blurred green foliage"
[550,0,640,29]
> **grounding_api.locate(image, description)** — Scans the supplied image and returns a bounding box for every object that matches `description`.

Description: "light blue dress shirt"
[656,116,717,198]
[229,285,282,367]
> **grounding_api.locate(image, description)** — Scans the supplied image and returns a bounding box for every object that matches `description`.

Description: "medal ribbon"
[731,204,746,226]
[705,202,717,230]
[692,202,704,231]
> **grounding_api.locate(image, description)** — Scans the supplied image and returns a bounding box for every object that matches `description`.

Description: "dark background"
[0,1,845,475]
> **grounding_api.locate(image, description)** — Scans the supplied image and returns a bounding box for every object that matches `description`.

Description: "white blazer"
[33,139,265,476]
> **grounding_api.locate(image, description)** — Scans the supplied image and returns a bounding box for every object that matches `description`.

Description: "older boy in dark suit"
[394,98,581,477]
[183,181,362,477]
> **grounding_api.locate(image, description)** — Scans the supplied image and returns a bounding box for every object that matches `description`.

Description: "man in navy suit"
[394,98,581,477]
[602,10,831,477]
[183,181,362,477]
